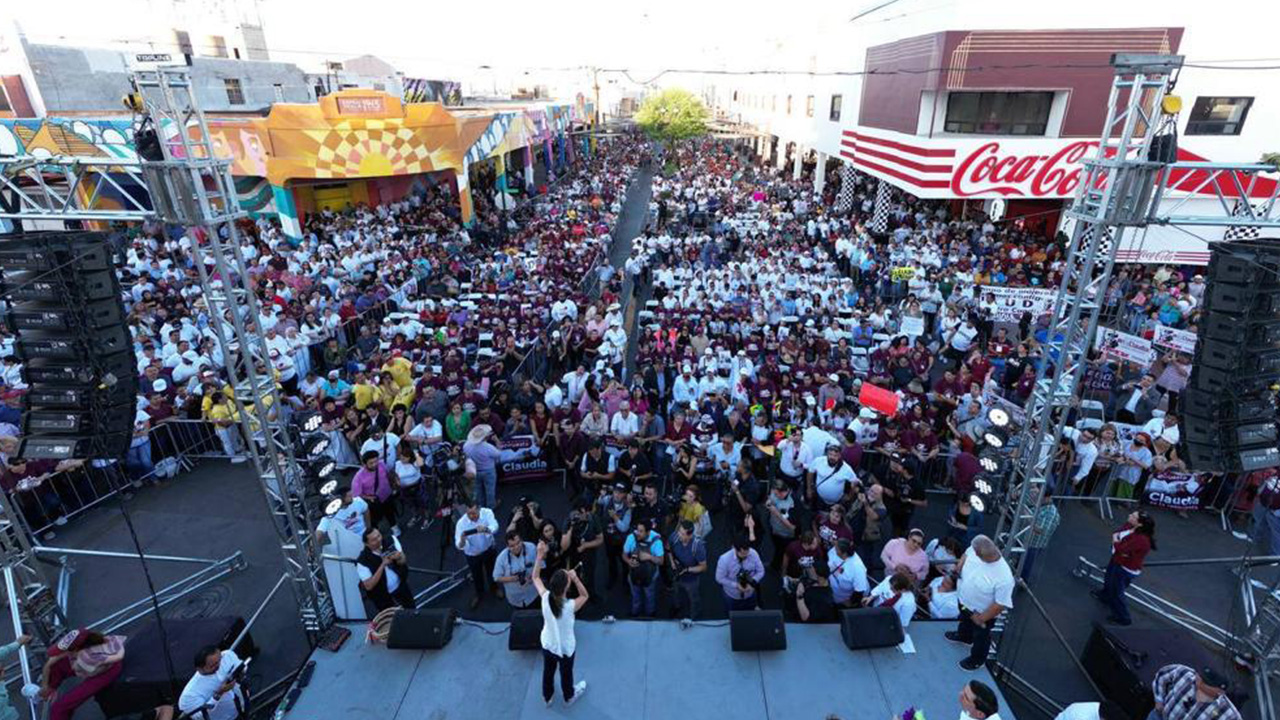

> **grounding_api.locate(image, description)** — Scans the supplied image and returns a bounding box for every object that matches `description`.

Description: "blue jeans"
[125,441,155,480]
[1101,560,1136,624]
[630,579,657,616]
[473,469,498,509]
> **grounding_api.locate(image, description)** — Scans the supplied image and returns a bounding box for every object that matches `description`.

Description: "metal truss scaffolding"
[993,53,1280,717]
[131,67,335,636]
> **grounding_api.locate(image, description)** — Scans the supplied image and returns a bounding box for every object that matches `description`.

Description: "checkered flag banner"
[1072,223,1113,271]
[1223,200,1264,241]
[869,179,892,233]
[835,163,858,214]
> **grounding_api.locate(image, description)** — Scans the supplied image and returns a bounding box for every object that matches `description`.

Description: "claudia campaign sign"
[980,286,1058,322]
[1095,328,1154,367]
[1144,470,1208,511]
[1152,325,1198,355]
[498,435,550,484]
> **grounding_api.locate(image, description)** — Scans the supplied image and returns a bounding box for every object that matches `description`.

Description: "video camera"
[736,568,759,588]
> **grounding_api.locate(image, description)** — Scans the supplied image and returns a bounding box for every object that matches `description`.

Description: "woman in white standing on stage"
[533,542,588,708]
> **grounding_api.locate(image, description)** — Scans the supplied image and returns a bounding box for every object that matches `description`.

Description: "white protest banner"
[1152,325,1197,355]
[899,316,925,338]
[980,286,1058,322]
[1095,328,1154,367]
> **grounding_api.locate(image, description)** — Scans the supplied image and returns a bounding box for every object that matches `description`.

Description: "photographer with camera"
[356,527,412,612]
[596,483,633,588]
[632,482,672,538]
[579,439,617,497]
[563,497,604,593]
[781,531,824,584]
[616,438,655,494]
[622,518,665,617]
[507,497,543,542]
[715,535,765,613]
[537,519,567,584]
[455,500,501,610]
[494,530,539,609]
[667,519,707,619]
[793,561,837,623]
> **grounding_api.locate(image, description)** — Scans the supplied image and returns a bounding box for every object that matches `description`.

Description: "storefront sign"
[952,141,1097,198]
[1152,325,1198,355]
[980,286,1058,322]
[336,96,387,115]
[1096,328,1154,367]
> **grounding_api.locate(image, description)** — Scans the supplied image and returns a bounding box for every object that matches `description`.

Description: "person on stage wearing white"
[178,646,245,720]
[533,542,588,708]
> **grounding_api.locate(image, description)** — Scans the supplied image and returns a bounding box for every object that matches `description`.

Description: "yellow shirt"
[382,357,414,389]
[678,502,707,526]
[352,383,377,410]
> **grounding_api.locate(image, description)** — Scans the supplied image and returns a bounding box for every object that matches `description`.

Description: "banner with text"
[1152,325,1198,355]
[1096,328,1154,367]
[498,435,550,484]
[1144,470,1208,511]
[980,286,1058,322]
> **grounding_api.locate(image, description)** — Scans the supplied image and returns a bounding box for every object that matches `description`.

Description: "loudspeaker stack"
[0,232,137,460]
[1183,240,1280,472]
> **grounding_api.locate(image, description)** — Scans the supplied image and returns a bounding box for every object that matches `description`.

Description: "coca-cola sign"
[950,141,1097,198]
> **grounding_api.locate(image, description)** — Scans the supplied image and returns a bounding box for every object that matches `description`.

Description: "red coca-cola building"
[717,19,1277,264]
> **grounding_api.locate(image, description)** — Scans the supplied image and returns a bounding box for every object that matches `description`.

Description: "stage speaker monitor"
[387,608,456,650]
[840,607,905,650]
[509,610,543,651]
[729,610,787,652]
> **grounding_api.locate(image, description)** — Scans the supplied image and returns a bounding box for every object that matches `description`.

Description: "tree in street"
[635,88,710,143]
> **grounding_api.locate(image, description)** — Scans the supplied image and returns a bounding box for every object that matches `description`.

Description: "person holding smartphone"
[179,646,245,720]
[356,527,412,612]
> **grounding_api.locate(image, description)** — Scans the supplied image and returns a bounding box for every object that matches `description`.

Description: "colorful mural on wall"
[2,91,592,235]
[403,78,462,106]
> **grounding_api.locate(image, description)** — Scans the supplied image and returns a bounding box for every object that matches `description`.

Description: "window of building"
[829,94,842,122]
[208,35,228,58]
[805,95,814,117]
[224,78,245,105]
[786,95,792,115]
[1185,97,1253,135]
[944,91,1053,135]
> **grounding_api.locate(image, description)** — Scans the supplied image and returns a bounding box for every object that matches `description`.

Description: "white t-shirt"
[950,323,978,353]
[927,576,960,619]
[1054,703,1100,720]
[869,576,917,628]
[360,433,401,466]
[957,547,1015,613]
[540,590,577,658]
[808,456,856,504]
[178,650,244,720]
[328,497,368,537]
[826,548,869,603]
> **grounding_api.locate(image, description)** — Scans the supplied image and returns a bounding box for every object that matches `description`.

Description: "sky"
[8,0,861,79]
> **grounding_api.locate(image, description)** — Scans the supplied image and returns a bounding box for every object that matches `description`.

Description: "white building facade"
[706,0,1278,264]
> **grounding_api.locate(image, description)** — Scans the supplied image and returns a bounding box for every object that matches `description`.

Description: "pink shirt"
[880,538,929,581]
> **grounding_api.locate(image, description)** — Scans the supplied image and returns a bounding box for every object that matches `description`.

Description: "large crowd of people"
[0,127,1257,720]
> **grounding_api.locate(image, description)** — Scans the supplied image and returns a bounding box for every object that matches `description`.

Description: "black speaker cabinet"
[840,607,905,650]
[1079,623,1233,720]
[730,610,787,651]
[387,608,456,649]
[509,610,543,651]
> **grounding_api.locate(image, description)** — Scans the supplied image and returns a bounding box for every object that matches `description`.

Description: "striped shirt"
[1152,664,1241,720]
[1028,505,1061,549]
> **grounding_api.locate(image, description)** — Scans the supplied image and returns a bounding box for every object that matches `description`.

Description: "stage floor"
[283,620,1013,720]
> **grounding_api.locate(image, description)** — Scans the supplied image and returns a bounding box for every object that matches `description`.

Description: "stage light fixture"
[317,479,339,497]
[978,451,1005,475]
[302,434,330,457]
[987,407,1011,428]
[982,427,1008,449]
[968,493,987,513]
[297,411,323,434]
[309,458,336,480]
[324,498,344,517]
[974,477,994,496]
